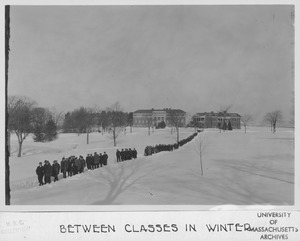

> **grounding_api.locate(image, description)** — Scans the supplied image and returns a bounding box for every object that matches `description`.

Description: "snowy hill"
[9,127,294,205]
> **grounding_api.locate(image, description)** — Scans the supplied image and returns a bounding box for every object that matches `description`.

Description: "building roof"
[133,108,186,114]
[195,112,241,117]
[166,109,186,114]
[133,109,153,114]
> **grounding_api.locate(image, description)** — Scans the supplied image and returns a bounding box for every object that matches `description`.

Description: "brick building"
[193,111,241,129]
[133,108,186,128]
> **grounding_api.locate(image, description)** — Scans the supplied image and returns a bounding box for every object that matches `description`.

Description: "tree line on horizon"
[7,95,292,158]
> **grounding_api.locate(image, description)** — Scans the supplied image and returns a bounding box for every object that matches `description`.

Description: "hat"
[39,162,42,164]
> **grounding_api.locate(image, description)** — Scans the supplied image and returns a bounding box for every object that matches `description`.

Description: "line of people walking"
[35,152,109,186]
[85,152,108,170]
[116,148,137,162]
[144,132,198,156]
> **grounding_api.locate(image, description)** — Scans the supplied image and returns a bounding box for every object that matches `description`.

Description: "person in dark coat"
[133,148,137,159]
[99,153,103,167]
[79,156,85,173]
[36,162,45,186]
[120,149,125,161]
[86,154,91,170]
[103,152,108,166]
[67,157,73,177]
[116,149,121,162]
[74,157,80,175]
[44,160,52,184]
[129,148,133,160]
[94,152,100,168]
[60,157,68,178]
[52,160,60,182]
[90,154,95,170]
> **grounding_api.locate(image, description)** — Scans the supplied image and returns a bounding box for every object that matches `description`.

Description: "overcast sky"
[8,5,294,123]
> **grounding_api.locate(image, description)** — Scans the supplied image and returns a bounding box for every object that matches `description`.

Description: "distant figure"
[74,157,80,174]
[67,158,74,177]
[116,149,121,162]
[44,160,52,184]
[36,162,45,186]
[94,152,100,168]
[86,154,91,170]
[90,154,95,170]
[121,149,125,161]
[99,153,104,167]
[133,148,137,159]
[60,157,68,178]
[103,152,108,166]
[52,160,61,182]
[79,155,86,173]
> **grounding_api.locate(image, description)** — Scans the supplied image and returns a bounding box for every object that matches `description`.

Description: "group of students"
[144,132,198,156]
[85,152,108,169]
[144,144,177,156]
[36,160,63,186]
[36,133,197,186]
[35,152,109,186]
[116,148,137,162]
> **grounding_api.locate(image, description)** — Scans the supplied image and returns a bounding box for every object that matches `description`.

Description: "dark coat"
[61,159,69,172]
[90,156,95,165]
[86,156,91,168]
[94,154,100,164]
[103,153,108,165]
[44,164,52,177]
[74,158,81,169]
[67,159,73,172]
[36,166,45,176]
[52,163,61,176]
[79,157,85,169]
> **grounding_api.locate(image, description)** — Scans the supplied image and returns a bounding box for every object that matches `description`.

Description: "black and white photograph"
[5,3,295,207]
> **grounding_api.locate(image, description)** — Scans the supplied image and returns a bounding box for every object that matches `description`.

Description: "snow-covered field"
[9,127,294,205]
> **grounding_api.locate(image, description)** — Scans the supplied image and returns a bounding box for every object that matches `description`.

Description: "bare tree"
[107,102,126,146]
[8,95,36,157]
[93,105,103,132]
[240,114,253,133]
[128,112,133,133]
[50,107,64,130]
[84,108,96,145]
[166,110,185,143]
[264,110,283,133]
[194,133,206,176]
[72,107,96,144]
[219,104,232,114]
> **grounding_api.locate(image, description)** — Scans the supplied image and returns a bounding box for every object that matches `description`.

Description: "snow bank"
[9,127,294,205]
